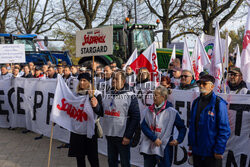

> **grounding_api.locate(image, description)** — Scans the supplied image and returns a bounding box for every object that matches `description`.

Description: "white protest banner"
[51,76,95,138]
[0,79,250,167]
[0,79,13,128]
[14,77,70,143]
[0,44,25,63]
[76,26,113,57]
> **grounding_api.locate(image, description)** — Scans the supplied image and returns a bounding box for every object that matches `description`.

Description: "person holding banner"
[68,73,103,167]
[102,70,140,167]
[225,67,249,94]
[140,85,186,167]
[188,74,231,167]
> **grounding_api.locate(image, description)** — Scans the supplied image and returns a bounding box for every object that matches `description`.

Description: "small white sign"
[0,44,26,63]
[76,26,113,57]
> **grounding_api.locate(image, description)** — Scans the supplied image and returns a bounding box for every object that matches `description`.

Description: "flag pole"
[223,33,229,94]
[47,122,55,167]
[92,56,95,97]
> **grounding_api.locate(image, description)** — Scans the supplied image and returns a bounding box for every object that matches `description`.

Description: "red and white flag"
[182,38,193,73]
[51,76,95,138]
[122,48,138,70]
[130,43,160,82]
[241,1,250,83]
[192,36,211,80]
[235,44,241,68]
[213,22,223,92]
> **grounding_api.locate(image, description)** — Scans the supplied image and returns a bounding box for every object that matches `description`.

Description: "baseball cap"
[197,74,215,84]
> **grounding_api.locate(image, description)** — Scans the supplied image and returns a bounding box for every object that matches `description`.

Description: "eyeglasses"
[180,75,192,78]
[228,73,240,77]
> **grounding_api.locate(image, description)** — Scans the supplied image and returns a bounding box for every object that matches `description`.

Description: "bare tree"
[15,0,64,34]
[62,0,121,30]
[144,0,199,47]
[0,0,16,33]
[199,0,244,35]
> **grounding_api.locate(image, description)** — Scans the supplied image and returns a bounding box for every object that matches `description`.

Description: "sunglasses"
[180,75,192,78]
[197,82,213,86]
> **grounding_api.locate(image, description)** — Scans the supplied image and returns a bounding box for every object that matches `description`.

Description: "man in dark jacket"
[47,66,58,79]
[188,75,231,167]
[22,65,33,78]
[177,70,199,92]
[102,70,140,167]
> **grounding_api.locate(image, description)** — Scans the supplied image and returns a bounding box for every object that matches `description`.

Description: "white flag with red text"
[51,76,95,138]
[123,48,138,71]
[192,36,211,80]
[130,43,160,82]
[212,22,223,92]
[182,38,193,73]
[241,1,250,83]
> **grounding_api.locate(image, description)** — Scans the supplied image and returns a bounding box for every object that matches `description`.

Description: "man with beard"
[188,75,230,167]
[226,67,249,94]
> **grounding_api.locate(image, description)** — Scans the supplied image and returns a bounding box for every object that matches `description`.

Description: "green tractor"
[78,24,183,70]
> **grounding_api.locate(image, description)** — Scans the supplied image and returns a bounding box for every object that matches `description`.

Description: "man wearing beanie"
[188,75,231,167]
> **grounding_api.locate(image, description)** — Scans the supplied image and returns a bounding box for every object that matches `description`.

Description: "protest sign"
[76,26,113,57]
[0,44,25,63]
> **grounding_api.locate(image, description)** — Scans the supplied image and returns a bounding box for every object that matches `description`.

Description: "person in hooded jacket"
[188,75,231,167]
[140,85,186,167]
[68,73,103,167]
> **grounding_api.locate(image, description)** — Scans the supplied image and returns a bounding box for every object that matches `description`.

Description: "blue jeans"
[106,136,130,167]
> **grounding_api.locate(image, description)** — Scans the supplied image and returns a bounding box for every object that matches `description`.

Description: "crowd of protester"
[0,58,249,167]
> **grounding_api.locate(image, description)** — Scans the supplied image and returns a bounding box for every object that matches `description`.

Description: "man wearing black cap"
[188,74,231,167]
[226,67,249,94]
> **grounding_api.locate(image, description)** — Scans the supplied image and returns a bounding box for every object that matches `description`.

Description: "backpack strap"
[214,96,221,126]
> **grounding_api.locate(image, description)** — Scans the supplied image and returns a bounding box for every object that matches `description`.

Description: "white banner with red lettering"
[0,78,249,166]
[51,76,95,138]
